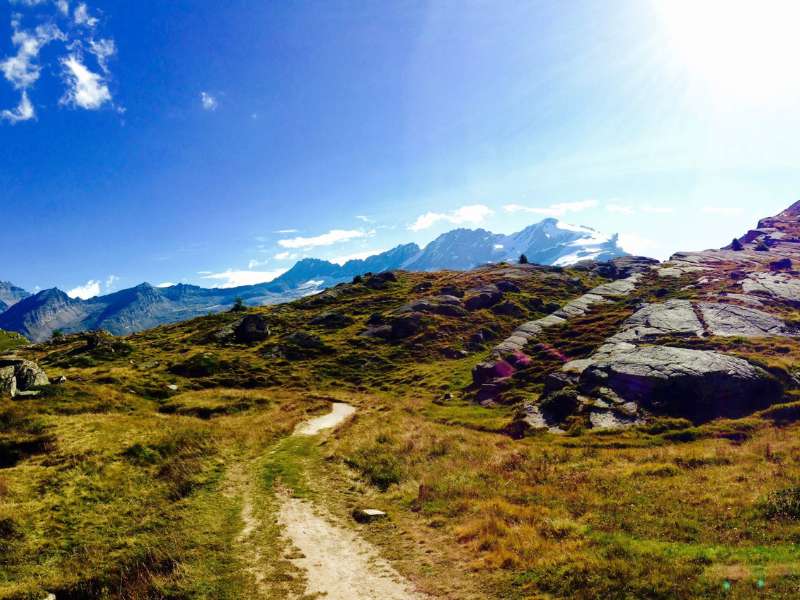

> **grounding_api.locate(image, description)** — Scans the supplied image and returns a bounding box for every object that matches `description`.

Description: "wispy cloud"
[200,91,218,111]
[702,206,744,216]
[355,215,373,223]
[60,53,111,109]
[330,249,386,265]
[201,269,288,288]
[1,90,34,123]
[503,200,598,217]
[274,229,298,234]
[606,203,674,215]
[1,20,65,90]
[73,3,97,27]
[278,229,370,249]
[408,204,493,232]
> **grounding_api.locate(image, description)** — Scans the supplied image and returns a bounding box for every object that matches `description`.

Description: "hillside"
[0,218,626,342]
[2,203,800,598]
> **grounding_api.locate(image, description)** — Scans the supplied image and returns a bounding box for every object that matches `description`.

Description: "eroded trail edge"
[277,402,425,600]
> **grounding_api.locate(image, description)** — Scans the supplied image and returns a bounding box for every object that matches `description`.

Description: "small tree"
[52,329,64,339]
[230,297,246,312]
[731,238,744,251]
[519,254,529,264]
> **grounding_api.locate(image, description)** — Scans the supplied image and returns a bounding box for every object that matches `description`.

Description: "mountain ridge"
[0,218,628,341]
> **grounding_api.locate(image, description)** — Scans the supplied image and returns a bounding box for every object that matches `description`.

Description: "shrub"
[519,254,529,265]
[761,487,800,520]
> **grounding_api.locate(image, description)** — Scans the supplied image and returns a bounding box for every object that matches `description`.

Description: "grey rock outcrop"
[0,358,49,397]
[742,272,800,305]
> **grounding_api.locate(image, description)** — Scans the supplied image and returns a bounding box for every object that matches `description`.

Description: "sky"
[1,0,800,297]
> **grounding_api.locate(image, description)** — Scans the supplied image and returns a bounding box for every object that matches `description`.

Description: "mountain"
[0,281,30,312]
[0,218,627,341]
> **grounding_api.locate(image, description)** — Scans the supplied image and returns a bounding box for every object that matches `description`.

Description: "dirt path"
[277,402,426,600]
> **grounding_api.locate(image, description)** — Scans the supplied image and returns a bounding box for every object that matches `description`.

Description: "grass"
[0,330,27,353]
[4,264,800,598]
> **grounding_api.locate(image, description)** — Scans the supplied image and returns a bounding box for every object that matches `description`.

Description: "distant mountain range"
[0,218,628,341]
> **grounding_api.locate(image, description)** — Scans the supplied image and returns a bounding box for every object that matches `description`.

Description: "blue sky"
[2,1,799,297]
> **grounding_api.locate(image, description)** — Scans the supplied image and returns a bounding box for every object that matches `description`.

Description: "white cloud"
[278,229,370,249]
[200,91,218,111]
[67,279,100,299]
[105,274,119,290]
[641,205,674,214]
[702,206,744,216]
[1,21,65,90]
[330,249,386,265]
[201,269,288,288]
[503,199,598,217]
[56,0,69,15]
[274,228,298,234]
[73,3,97,27]
[273,251,292,260]
[87,37,115,73]
[156,282,174,288]
[618,232,660,256]
[1,90,34,123]
[606,203,635,215]
[606,203,674,216]
[408,204,493,232]
[355,215,373,223]
[60,53,111,109]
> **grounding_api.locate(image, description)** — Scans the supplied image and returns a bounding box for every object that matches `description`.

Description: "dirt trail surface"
[294,401,356,435]
[279,402,426,600]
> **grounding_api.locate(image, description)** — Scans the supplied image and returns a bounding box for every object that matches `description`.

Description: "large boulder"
[576,343,782,421]
[233,314,270,343]
[472,360,515,386]
[742,272,800,304]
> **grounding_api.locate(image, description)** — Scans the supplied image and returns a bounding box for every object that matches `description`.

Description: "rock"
[0,366,17,397]
[285,331,325,349]
[233,314,270,343]
[439,285,463,298]
[491,301,525,317]
[742,272,800,305]
[609,300,703,342]
[578,343,782,421]
[310,311,354,329]
[365,272,397,289]
[167,384,179,391]
[441,348,468,359]
[731,238,745,251]
[496,281,521,293]
[464,285,503,310]
[472,360,515,386]
[505,351,533,368]
[553,293,610,319]
[390,313,424,339]
[698,303,793,337]
[395,297,466,318]
[770,258,793,271]
[0,358,49,397]
[412,281,433,293]
[12,360,49,389]
[352,508,388,523]
[55,375,67,384]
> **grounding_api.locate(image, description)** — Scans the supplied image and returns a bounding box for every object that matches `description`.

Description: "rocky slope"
[468,201,800,433]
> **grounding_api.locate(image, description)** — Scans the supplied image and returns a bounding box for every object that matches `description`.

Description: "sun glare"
[654,0,800,104]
